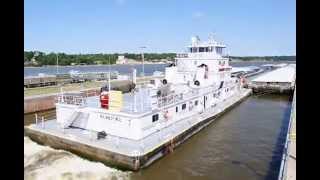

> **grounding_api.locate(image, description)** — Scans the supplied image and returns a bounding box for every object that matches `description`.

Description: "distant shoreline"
[25,60,296,68]
[24,62,169,68]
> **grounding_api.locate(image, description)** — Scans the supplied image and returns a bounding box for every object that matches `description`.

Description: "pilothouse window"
[182,104,186,110]
[190,47,198,53]
[152,114,159,122]
[216,47,223,54]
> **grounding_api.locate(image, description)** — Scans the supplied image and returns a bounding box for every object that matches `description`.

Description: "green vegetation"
[24,51,295,66]
[24,51,176,66]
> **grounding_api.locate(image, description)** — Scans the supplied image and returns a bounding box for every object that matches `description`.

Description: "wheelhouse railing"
[156,85,220,108]
[55,92,87,106]
[176,53,188,58]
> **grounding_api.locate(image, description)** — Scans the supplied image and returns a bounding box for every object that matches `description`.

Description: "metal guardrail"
[156,84,238,109]
[278,86,296,180]
[55,93,87,106]
[176,53,188,58]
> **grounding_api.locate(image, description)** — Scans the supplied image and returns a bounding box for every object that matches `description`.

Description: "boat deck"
[85,91,152,115]
[27,88,252,157]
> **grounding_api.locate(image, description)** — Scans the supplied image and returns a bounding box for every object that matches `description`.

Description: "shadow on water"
[264,96,292,180]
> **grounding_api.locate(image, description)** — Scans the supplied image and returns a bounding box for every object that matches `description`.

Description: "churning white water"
[24,136,130,180]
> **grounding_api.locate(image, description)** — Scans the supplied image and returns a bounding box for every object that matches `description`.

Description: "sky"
[24,0,296,56]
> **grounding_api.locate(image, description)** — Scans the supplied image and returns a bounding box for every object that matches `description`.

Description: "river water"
[24,94,292,180]
[24,61,295,77]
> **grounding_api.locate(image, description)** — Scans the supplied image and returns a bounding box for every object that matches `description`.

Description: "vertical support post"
[41,116,44,128]
[35,113,38,125]
[56,54,59,75]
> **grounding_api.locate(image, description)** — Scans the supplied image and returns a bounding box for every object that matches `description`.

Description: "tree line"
[24,51,295,66]
[24,51,176,66]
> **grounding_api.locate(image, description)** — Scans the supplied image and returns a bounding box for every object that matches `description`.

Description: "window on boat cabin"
[176,106,178,113]
[191,47,198,53]
[208,46,213,52]
[152,114,159,122]
[195,100,198,106]
[199,47,205,52]
[182,104,186,110]
[205,47,209,52]
[216,47,223,54]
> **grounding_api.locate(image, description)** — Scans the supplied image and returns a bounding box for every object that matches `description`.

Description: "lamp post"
[56,53,59,75]
[140,46,146,77]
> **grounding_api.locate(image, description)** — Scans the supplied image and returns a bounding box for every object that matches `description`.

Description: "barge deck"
[25,88,252,170]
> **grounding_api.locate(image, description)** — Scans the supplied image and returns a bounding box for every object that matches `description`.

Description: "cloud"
[192,12,205,18]
[115,0,126,5]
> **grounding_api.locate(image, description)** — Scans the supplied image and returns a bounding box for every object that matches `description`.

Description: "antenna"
[208,31,216,44]
[140,46,146,79]
[108,56,111,92]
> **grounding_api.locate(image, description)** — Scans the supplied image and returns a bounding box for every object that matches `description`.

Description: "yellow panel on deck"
[108,91,123,112]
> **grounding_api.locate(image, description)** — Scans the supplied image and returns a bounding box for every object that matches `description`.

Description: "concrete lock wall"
[24,89,100,114]
[24,95,56,114]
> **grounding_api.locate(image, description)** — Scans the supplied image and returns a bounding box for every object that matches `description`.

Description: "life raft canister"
[164,110,169,120]
[100,91,109,109]
[204,66,209,79]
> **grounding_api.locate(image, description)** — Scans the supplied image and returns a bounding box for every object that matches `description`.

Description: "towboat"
[25,35,252,170]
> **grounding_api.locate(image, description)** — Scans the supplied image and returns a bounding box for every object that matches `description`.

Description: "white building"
[117,55,127,64]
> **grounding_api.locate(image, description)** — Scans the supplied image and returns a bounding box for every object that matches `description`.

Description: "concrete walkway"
[286,91,296,180]
[278,87,296,180]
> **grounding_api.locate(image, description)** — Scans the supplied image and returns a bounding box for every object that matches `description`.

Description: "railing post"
[35,113,38,125]
[41,116,45,128]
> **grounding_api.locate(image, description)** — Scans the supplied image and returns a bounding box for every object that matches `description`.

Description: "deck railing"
[278,86,296,180]
[55,93,87,106]
[156,85,222,108]
[176,53,188,58]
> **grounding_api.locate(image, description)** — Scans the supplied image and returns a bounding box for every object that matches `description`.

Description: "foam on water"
[24,136,130,180]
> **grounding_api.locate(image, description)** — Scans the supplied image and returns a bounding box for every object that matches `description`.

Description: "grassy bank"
[24,76,163,97]
[24,81,106,97]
